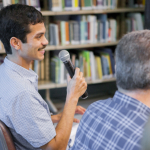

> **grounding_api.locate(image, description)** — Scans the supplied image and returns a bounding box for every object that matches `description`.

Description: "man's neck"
[119,88,150,108]
[7,55,31,70]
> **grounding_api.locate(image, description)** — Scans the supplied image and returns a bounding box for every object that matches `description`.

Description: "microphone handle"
[64,60,88,99]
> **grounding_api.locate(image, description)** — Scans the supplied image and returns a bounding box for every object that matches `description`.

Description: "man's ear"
[10,37,21,50]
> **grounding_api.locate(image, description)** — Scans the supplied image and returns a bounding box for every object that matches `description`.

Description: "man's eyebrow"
[35,32,45,36]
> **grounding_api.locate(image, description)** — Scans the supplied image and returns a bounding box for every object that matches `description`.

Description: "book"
[48,0,52,10]
[69,21,80,45]
[92,0,97,9]
[30,0,41,11]
[90,51,96,81]
[81,0,92,10]
[34,60,39,75]
[50,58,56,83]
[101,55,109,77]
[3,0,11,6]
[65,22,70,45]
[87,15,97,43]
[11,0,15,4]
[62,0,65,10]
[40,58,45,80]
[45,51,50,81]
[101,52,112,75]
[60,21,66,45]
[79,53,84,73]
[97,0,103,9]
[72,0,80,11]
[18,0,26,4]
[97,20,103,42]
[97,14,108,42]
[109,19,117,42]
[52,0,62,11]
[98,48,115,75]
[64,0,72,10]
[70,15,82,42]
[128,13,144,30]
[49,24,57,45]
[83,51,91,80]
[95,56,103,79]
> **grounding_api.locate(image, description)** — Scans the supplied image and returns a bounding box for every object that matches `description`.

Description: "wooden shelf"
[0,50,5,54]
[45,41,119,51]
[41,7,144,16]
[0,41,119,53]
[38,77,116,90]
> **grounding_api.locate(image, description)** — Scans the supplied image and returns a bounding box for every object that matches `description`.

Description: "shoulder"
[0,67,37,101]
[86,98,113,114]
[79,98,113,125]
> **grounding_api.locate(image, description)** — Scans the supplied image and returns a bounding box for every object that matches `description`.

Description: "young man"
[0,4,87,150]
[71,30,150,150]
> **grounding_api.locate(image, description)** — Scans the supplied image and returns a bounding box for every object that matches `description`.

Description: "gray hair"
[115,30,150,90]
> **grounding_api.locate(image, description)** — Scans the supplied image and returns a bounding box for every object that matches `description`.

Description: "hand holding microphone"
[59,50,88,99]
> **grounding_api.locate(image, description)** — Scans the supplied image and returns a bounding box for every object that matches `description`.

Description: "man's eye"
[37,35,42,39]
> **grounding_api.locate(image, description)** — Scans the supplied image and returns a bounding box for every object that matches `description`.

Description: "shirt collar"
[4,57,38,83]
[113,91,150,116]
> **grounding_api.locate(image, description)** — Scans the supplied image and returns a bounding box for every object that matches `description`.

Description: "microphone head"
[59,50,70,62]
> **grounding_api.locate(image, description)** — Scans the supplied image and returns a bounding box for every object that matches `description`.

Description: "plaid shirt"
[70,91,150,150]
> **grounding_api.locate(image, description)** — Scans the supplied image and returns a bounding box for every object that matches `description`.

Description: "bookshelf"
[45,41,119,51]
[38,6,145,113]
[0,1,145,113]
[0,41,120,53]
[38,77,116,90]
[41,8,144,16]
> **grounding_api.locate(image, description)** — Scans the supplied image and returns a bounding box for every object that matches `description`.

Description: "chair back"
[0,120,16,150]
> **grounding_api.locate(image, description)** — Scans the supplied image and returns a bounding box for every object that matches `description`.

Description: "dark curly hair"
[0,4,44,54]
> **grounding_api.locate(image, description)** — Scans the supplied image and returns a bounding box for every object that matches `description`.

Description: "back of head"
[115,30,150,90]
[0,4,44,54]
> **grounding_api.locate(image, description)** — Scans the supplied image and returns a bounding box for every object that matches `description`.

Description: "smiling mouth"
[38,45,47,51]
[38,49,44,51]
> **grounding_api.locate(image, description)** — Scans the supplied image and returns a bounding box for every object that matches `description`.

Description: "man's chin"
[36,56,44,61]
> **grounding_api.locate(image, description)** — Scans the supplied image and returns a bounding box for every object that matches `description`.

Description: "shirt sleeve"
[6,90,56,148]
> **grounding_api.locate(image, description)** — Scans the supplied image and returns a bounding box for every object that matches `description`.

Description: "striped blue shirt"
[70,91,150,150]
[0,57,56,150]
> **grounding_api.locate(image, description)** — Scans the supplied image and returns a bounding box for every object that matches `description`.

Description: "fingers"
[79,72,83,78]
[75,106,86,115]
[74,68,80,77]
[73,118,80,123]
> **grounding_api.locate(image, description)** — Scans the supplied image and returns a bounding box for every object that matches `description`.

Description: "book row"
[49,13,143,46]
[125,13,144,32]
[50,48,115,84]
[46,0,145,12]
[2,0,41,11]
[1,0,145,12]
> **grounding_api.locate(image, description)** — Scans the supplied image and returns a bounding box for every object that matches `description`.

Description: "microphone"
[59,50,88,99]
